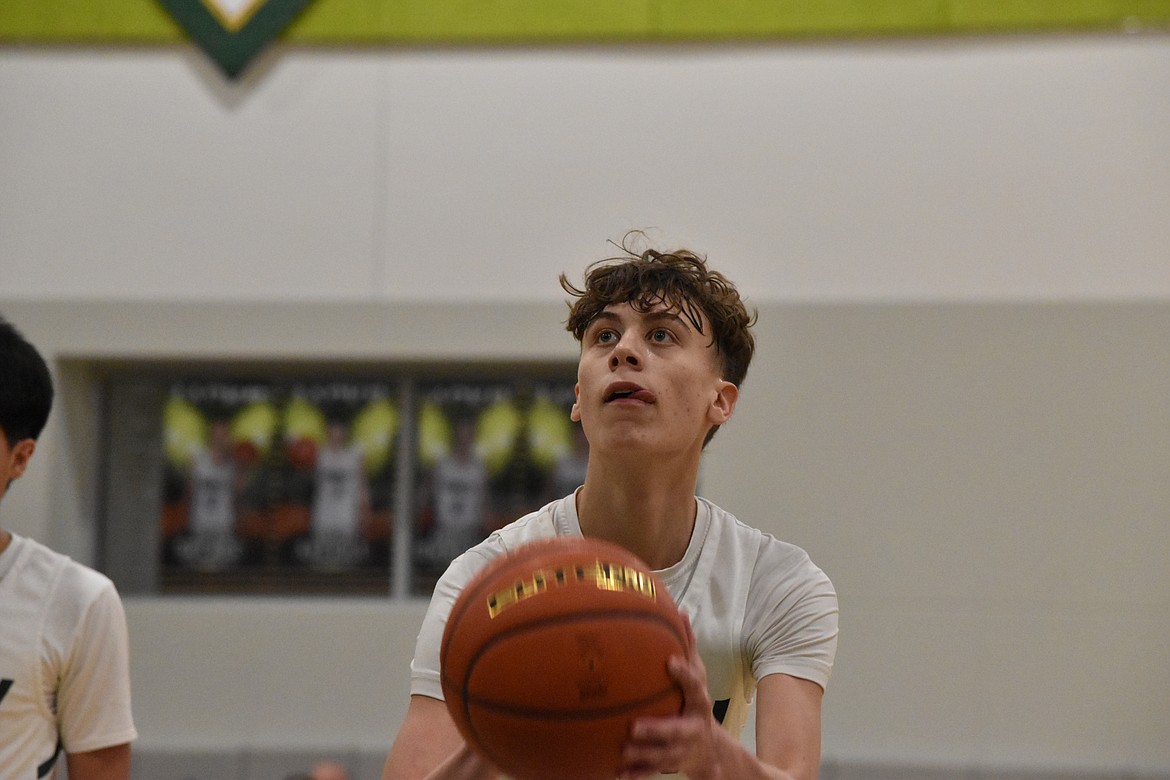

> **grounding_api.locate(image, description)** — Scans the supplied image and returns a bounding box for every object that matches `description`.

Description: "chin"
[593,430,663,457]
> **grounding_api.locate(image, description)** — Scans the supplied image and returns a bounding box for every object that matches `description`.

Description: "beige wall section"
[2,37,1170,303]
[703,302,1170,770]
[2,299,1168,771]
[125,598,430,751]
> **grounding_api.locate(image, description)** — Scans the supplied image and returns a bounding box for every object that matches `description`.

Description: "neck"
[0,529,11,556]
[575,453,700,570]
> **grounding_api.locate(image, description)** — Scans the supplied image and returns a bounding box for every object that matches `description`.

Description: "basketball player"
[173,416,244,570]
[415,417,489,569]
[304,419,370,568]
[0,316,138,780]
[187,418,238,537]
[312,421,368,537]
[382,238,839,780]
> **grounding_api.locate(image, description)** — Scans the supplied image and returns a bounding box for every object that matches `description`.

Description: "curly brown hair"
[560,236,757,444]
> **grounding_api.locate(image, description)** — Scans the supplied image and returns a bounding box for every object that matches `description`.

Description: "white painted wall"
[2,35,1169,304]
[1,33,1169,774]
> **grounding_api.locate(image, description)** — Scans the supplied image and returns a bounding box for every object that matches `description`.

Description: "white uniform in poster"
[417,454,489,566]
[312,445,365,537]
[188,448,235,535]
[300,442,369,568]
[177,448,242,569]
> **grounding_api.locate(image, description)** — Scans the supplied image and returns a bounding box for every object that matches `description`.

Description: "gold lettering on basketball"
[487,568,553,618]
[581,562,657,600]
[486,559,657,618]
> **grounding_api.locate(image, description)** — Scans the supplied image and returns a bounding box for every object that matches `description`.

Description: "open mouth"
[604,383,656,404]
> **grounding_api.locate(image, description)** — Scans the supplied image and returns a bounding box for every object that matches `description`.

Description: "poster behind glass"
[159,380,397,594]
[410,379,583,593]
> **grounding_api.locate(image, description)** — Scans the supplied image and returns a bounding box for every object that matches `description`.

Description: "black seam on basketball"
[465,684,681,721]
[462,607,683,680]
[455,609,685,719]
[443,606,685,690]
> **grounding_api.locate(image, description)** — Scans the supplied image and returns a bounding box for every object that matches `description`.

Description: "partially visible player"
[415,417,489,570]
[312,421,368,536]
[303,419,371,568]
[382,236,839,780]
[174,415,244,570]
[0,315,138,780]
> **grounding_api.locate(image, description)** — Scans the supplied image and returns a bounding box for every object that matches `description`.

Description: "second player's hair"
[0,315,54,446]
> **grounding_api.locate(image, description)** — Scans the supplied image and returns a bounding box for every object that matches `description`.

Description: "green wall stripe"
[2,0,1168,43]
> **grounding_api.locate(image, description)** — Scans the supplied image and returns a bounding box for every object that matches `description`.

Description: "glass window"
[98,365,578,597]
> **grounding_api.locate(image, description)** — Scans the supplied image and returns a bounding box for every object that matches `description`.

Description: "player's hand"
[619,613,723,780]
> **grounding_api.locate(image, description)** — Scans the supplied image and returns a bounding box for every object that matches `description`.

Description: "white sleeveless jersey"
[188,450,236,534]
[0,534,138,780]
[433,455,488,533]
[312,445,365,536]
[409,493,838,772]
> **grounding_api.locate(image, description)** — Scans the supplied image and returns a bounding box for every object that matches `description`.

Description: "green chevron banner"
[156,0,316,78]
[1,1,1167,50]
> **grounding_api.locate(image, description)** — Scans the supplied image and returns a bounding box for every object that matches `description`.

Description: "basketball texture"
[440,536,687,780]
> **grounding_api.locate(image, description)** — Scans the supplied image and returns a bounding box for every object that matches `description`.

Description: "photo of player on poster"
[410,378,577,592]
[276,381,397,574]
[159,381,278,578]
[158,378,397,593]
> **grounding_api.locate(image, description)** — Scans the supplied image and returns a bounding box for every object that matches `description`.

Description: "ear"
[707,380,738,427]
[569,382,582,423]
[6,438,36,482]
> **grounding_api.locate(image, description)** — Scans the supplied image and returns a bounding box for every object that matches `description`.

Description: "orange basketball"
[440,536,686,780]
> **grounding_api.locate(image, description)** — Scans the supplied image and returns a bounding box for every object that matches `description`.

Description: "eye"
[595,329,618,344]
[649,328,673,344]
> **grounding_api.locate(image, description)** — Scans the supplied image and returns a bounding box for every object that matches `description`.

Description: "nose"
[609,332,642,369]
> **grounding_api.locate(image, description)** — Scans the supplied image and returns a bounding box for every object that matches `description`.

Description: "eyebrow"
[586,309,693,334]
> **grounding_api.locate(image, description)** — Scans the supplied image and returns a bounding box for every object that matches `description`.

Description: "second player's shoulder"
[56,555,119,603]
[4,534,76,588]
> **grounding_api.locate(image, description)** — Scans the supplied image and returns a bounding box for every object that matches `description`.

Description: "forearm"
[382,695,503,780]
[693,726,810,780]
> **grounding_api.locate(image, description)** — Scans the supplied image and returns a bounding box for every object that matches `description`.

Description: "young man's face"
[570,299,737,457]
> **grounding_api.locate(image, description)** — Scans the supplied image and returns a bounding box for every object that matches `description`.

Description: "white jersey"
[0,534,138,780]
[188,450,236,534]
[433,455,488,534]
[416,455,490,566]
[312,445,365,536]
[409,493,838,758]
